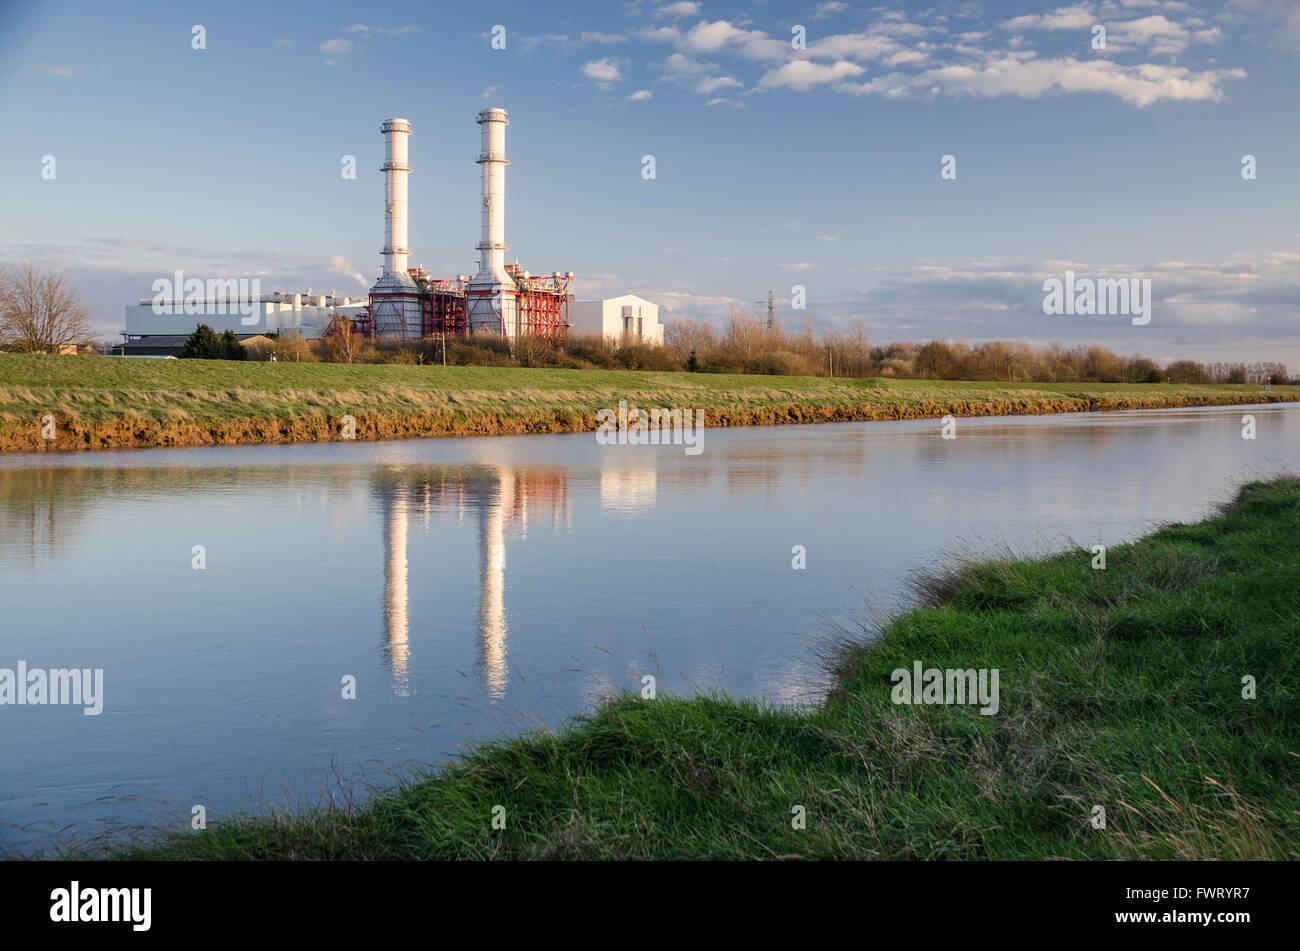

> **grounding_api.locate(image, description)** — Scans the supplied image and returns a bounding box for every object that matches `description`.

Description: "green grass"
[78,476,1299,860]
[2,352,1296,451]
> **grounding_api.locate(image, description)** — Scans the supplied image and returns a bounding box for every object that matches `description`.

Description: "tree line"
[0,263,1291,385]
[234,305,1288,386]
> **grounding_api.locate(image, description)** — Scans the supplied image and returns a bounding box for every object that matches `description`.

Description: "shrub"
[765,350,813,377]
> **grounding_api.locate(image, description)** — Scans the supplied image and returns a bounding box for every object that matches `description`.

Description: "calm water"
[1,403,1297,851]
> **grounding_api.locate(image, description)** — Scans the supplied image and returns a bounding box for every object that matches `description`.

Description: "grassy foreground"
[100,477,1299,860]
[2,352,1297,451]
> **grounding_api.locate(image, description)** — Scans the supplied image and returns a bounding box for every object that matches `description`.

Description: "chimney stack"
[466,107,519,336]
[380,118,412,278]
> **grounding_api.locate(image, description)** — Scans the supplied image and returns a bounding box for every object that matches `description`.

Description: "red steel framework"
[510,264,571,344]
[360,265,570,343]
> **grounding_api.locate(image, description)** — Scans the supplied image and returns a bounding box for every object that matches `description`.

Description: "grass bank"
[2,353,1297,452]
[93,476,1299,860]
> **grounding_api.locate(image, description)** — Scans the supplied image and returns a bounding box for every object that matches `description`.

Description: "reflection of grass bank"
[2,353,1298,452]
[101,477,1299,860]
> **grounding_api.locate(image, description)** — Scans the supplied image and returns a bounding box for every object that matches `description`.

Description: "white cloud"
[835,55,1245,107]
[696,75,743,93]
[627,89,654,100]
[661,53,744,95]
[681,20,788,59]
[761,60,865,91]
[1109,15,1222,55]
[320,38,353,56]
[1002,5,1222,55]
[520,33,570,52]
[843,252,1300,362]
[653,2,701,19]
[1001,5,1096,31]
[682,20,749,52]
[806,32,920,63]
[814,2,850,19]
[339,24,421,37]
[583,58,624,85]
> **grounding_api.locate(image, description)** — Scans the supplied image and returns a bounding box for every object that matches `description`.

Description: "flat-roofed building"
[568,295,663,345]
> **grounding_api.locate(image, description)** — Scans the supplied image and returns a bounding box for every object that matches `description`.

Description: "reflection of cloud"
[601,468,658,514]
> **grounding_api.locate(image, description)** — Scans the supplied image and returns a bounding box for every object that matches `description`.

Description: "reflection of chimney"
[383,485,410,693]
[477,468,512,698]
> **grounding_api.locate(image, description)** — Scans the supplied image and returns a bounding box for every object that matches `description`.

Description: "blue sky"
[1,0,1298,365]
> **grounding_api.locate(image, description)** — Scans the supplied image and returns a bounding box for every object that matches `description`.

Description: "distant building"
[122,290,365,348]
[116,334,268,358]
[569,295,663,345]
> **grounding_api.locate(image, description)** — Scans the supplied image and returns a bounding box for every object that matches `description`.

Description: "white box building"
[124,291,365,340]
[568,295,663,345]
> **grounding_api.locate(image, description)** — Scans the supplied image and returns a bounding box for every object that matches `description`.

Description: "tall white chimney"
[466,107,518,335]
[381,118,412,278]
[476,108,509,282]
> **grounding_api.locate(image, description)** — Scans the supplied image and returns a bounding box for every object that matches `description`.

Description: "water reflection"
[3,404,1299,852]
[600,468,657,514]
[380,483,411,693]
[371,464,572,699]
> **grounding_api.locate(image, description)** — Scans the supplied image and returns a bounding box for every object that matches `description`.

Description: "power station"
[353,108,575,344]
[121,109,662,353]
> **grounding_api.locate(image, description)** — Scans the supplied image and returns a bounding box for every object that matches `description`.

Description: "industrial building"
[352,108,576,343]
[122,290,365,352]
[569,295,664,345]
[120,109,659,351]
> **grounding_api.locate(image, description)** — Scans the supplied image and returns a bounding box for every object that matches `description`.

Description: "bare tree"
[0,261,94,352]
[323,314,363,363]
[273,329,318,363]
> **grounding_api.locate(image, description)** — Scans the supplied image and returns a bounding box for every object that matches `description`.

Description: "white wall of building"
[569,295,663,345]
[125,295,364,339]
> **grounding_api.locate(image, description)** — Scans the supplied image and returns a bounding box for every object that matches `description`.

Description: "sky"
[1,0,1298,366]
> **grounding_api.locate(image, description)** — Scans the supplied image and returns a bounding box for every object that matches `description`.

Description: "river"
[1,403,1297,852]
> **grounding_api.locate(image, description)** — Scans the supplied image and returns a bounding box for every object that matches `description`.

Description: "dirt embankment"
[3,390,1296,453]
